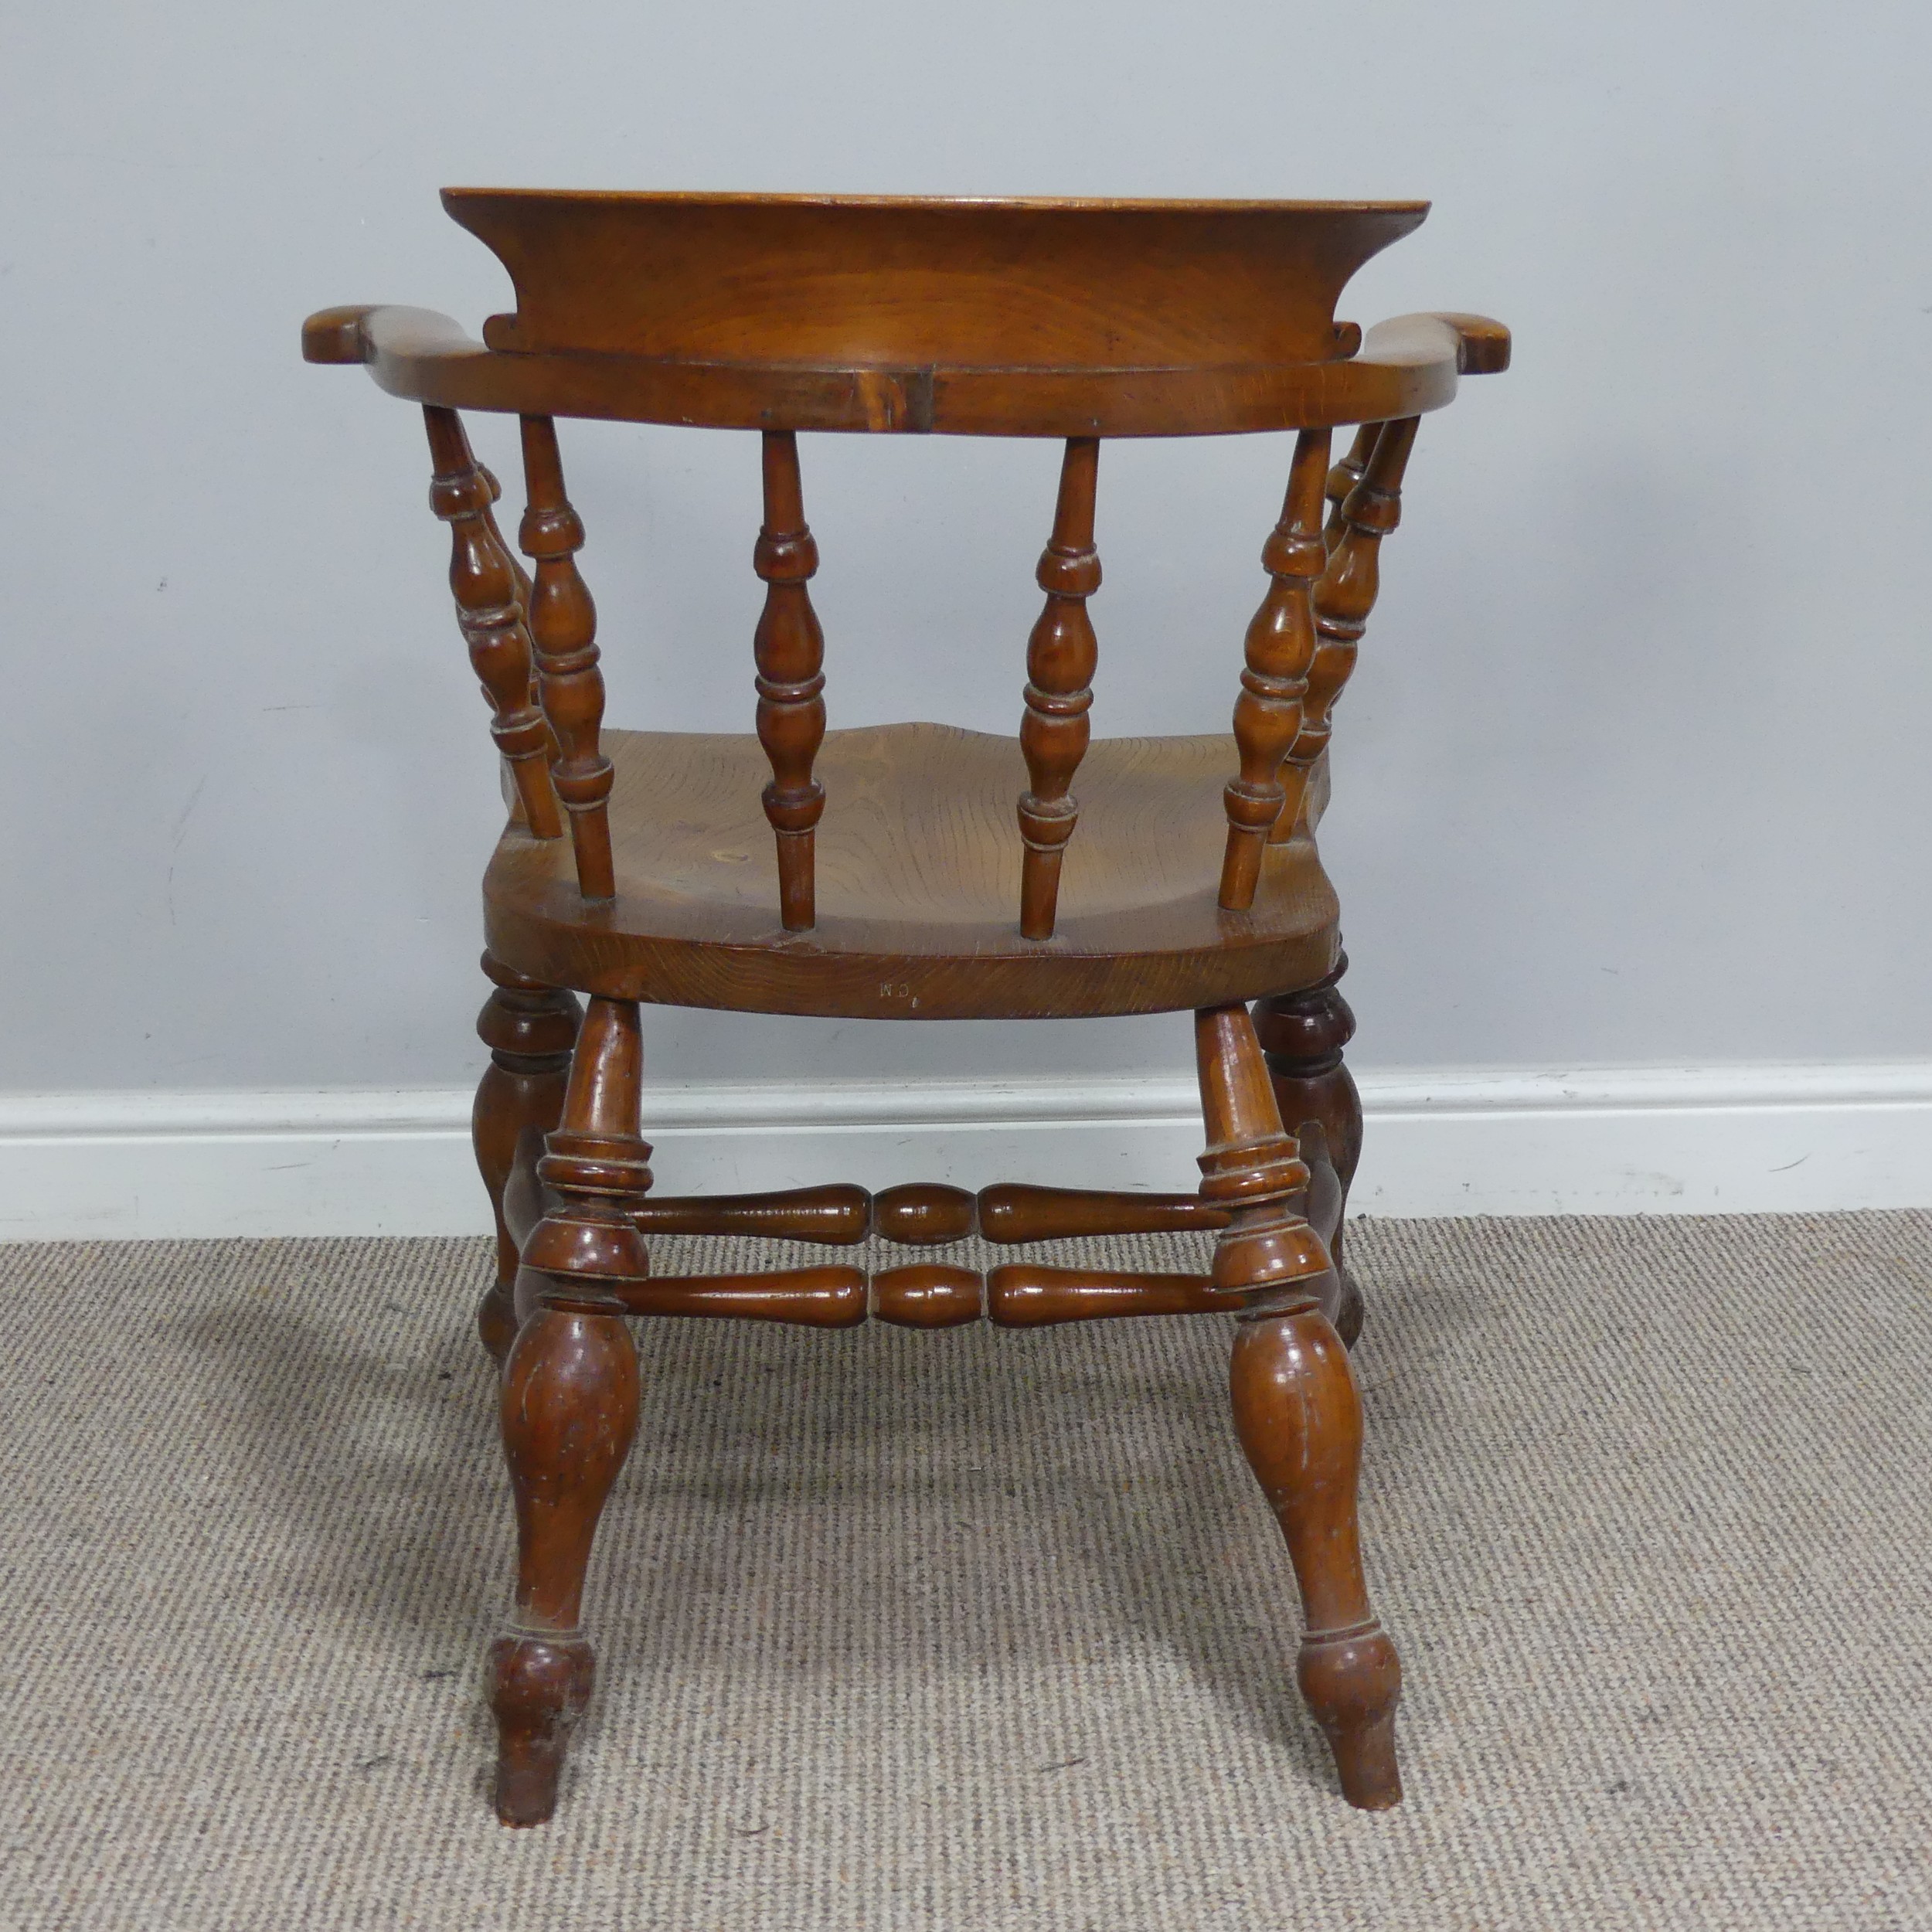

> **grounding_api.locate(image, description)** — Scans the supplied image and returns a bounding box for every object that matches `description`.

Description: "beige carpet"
[2,1214,1928,1930]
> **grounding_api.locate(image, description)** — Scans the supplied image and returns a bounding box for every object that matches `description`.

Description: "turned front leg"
[1230,1305,1402,1810]
[488,994,654,1826]
[1196,1002,1400,1810]
[472,956,582,1366]
[488,1300,639,1827]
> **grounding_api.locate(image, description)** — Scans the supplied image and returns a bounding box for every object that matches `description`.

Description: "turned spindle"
[977,1183,1225,1243]
[753,431,828,930]
[1016,437,1102,940]
[519,416,616,900]
[985,1267,1227,1326]
[1270,418,1419,847]
[1323,424,1379,550]
[422,407,563,840]
[873,1182,978,1245]
[613,1268,867,1325]
[870,1265,985,1329]
[1219,429,1332,910]
[577,1263,1236,1330]
[480,464,558,768]
[628,1183,871,1244]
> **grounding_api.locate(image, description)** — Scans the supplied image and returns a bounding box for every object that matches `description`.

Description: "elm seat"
[484,723,1340,1019]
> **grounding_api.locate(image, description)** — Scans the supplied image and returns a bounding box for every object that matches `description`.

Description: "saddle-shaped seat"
[485,723,1340,1019]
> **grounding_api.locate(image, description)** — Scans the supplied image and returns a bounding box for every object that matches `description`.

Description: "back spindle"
[752,431,828,930]
[481,463,552,746]
[421,408,563,840]
[1016,437,1102,940]
[1218,428,1332,911]
[1324,425,1379,550]
[1269,417,1420,848]
[518,417,616,899]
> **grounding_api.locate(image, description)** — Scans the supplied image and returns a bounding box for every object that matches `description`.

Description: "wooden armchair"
[304,190,1507,1828]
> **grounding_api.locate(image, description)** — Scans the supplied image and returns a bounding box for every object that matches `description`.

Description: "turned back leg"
[1197,1002,1402,1810]
[473,954,582,1364]
[1253,953,1365,1346]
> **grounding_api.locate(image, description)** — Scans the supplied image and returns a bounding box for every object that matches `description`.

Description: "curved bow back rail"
[304,189,1508,1827]
[301,300,1505,439]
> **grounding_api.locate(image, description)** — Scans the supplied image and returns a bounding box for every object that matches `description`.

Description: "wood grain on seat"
[483,723,1339,1019]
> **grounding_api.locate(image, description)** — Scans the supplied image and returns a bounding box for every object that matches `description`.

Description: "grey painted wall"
[5,0,1929,1097]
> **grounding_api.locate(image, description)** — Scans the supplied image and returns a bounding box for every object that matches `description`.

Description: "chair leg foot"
[1298,1621,1403,1808]
[488,1629,595,1826]
[1231,1305,1403,1810]
[487,1301,638,1826]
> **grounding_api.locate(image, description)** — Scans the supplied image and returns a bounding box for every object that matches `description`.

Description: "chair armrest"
[1349,311,1512,383]
[301,304,491,374]
[301,305,377,363]
[1429,312,1511,375]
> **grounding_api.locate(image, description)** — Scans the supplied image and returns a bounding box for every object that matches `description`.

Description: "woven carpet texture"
[2,1214,1927,1930]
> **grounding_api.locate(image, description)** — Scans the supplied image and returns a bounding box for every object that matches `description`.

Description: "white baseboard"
[2,1062,1930,1240]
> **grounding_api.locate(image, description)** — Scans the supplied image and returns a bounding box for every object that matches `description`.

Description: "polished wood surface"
[471,956,580,1362]
[613,1267,868,1325]
[302,303,1506,438]
[1017,439,1102,938]
[871,1264,985,1328]
[1219,428,1329,908]
[630,1183,870,1243]
[872,1183,978,1245]
[1269,417,1417,846]
[602,1261,1254,1328]
[446,192,1421,366]
[422,408,563,842]
[1194,1003,1328,1307]
[488,1302,638,1826]
[1230,1307,1402,1809]
[538,1169,1230,1250]
[1324,424,1378,543]
[1197,1000,1402,1806]
[516,996,655,1301]
[484,723,1340,1019]
[519,417,616,899]
[489,993,653,1826]
[985,1266,1225,1326]
[752,432,828,928]
[977,1182,1224,1243]
[307,188,1506,1826]
[1257,954,1365,1342]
